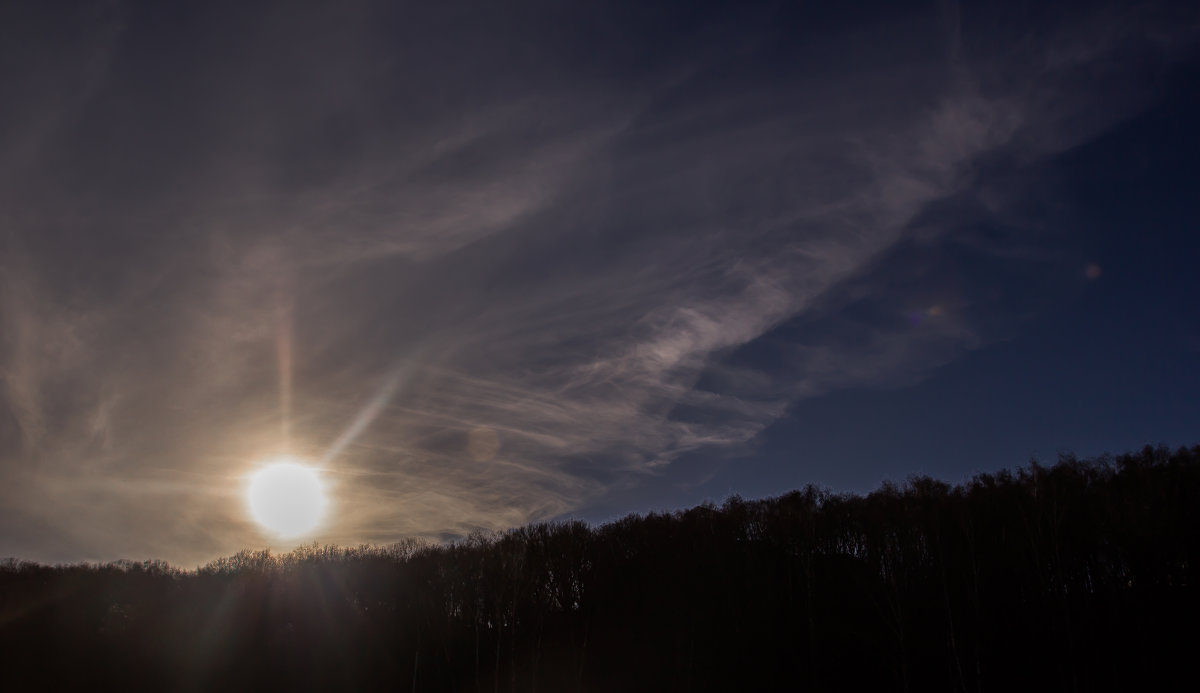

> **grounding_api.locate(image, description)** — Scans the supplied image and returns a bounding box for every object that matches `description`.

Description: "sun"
[246,458,328,538]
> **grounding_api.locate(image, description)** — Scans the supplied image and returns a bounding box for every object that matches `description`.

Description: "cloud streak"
[0,0,1194,565]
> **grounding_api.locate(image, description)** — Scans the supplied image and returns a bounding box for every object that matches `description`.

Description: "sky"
[1,0,1197,566]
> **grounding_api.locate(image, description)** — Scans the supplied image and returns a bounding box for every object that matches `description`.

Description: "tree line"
[1,444,1196,691]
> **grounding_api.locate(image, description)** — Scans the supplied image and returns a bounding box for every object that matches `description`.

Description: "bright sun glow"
[247,459,328,538]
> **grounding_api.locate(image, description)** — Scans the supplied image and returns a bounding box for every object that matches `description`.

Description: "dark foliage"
[2,445,1197,691]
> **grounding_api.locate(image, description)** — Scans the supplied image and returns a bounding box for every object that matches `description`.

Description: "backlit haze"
[1,0,1198,566]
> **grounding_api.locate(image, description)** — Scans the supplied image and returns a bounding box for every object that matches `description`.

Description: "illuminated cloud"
[0,0,1193,565]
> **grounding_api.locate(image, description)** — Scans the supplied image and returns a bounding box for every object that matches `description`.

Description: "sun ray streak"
[318,362,414,467]
[276,293,293,451]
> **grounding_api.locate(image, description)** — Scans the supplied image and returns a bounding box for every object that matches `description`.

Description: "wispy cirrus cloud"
[0,0,1193,565]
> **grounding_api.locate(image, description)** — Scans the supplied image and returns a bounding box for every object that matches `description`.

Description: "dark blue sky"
[578,44,1200,522]
[1,0,1197,564]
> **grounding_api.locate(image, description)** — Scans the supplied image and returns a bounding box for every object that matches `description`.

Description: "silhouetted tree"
[1,445,1197,691]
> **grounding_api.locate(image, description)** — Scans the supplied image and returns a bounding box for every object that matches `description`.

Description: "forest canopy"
[2,445,1196,692]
